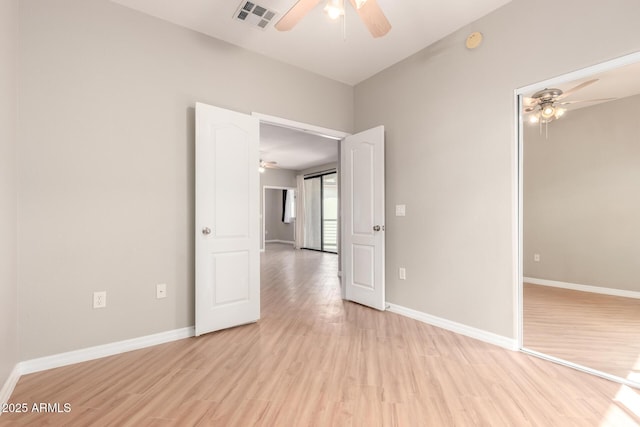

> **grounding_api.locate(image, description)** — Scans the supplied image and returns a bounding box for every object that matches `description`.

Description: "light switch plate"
[396,204,406,216]
[156,283,167,299]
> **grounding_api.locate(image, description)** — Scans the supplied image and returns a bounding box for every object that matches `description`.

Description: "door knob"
[373,225,381,232]
[202,227,212,235]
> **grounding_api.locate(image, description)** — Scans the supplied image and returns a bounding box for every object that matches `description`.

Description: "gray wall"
[18,0,353,359]
[264,189,295,243]
[260,168,297,249]
[13,0,640,363]
[260,168,298,188]
[0,0,19,388]
[354,0,640,338]
[524,95,640,291]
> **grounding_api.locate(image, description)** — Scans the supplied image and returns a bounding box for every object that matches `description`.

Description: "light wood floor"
[2,244,640,426]
[523,282,640,382]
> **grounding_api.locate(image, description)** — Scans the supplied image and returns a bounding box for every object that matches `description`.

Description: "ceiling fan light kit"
[275,0,391,38]
[540,103,556,119]
[324,0,344,20]
[523,79,616,136]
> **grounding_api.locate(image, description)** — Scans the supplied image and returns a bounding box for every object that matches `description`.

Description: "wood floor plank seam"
[1,244,638,426]
[523,282,640,381]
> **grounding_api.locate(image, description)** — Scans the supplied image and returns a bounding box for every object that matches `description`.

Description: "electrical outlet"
[156,283,167,299]
[399,267,406,280]
[534,253,540,262]
[93,291,106,309]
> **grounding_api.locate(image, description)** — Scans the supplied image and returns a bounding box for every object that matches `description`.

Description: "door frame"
[513,51,640,386]
[262,185,297,251]
[252,112,349,296]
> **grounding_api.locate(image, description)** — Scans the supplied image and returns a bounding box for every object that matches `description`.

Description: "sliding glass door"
[303,172,338,253]
[322,174,338,252]
[303,177,322,251]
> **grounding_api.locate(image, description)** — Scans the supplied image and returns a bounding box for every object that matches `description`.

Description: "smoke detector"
[234,1,279,30]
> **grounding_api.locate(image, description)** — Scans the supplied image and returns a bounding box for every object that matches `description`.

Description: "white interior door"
[195,102,260,336]
[341,126,385,310]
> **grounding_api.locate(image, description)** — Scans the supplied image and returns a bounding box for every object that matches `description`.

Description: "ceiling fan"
[275,0,391,38]
[259,159,279,173]
[523,79,616,124]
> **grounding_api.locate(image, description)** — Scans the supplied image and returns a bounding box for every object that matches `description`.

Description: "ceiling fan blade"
[522,97,539,107]
[260,159,279,169]
[557,78,599,100]
[275,0,323,32]
[349,0,391,38]
[559,97,617,105]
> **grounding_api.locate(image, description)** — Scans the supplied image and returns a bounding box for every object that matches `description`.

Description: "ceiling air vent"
[234,1,278,31]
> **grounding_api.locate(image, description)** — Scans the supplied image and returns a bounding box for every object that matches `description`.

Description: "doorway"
[196,107,387,336]
[255,113,343,255]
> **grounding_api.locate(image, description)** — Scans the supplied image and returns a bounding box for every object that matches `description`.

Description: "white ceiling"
[260,123,338,170]
[110,0,512,85]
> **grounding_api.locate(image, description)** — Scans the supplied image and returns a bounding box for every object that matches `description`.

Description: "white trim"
[524,277,640,299]
[521,348,640,389]
[0,364,21,410]
[252,112,349,141]
[514,89,524,350]
[515,52,640,96]
[20,327,194,375]
[386,303,518,351]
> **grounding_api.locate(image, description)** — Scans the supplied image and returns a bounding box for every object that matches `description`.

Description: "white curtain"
[295,175,305,249]
[283,189,294,223]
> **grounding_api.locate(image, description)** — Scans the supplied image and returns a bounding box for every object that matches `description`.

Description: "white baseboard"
[20,327,195,375]
[265,240,295,245]
[386,303,518,351]
[524,277,640,300]
[0,364,21,410]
